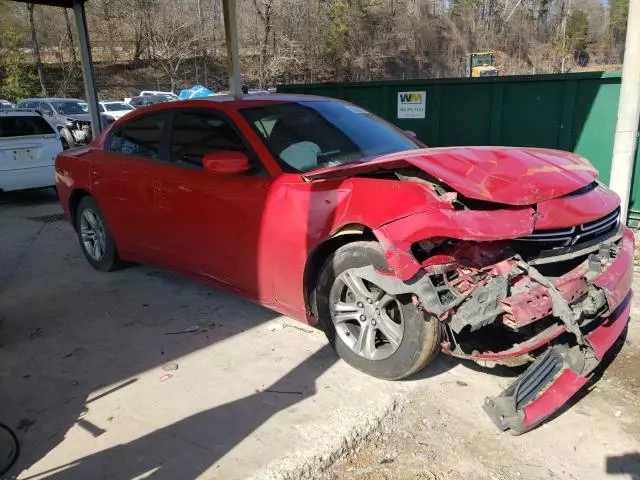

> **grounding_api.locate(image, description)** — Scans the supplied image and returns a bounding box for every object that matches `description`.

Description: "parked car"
[0,109,62,192]
[99,101,135,121]
[128,95,176,109]
[0,99,15,110]
[16,98,92,147]
[55,94,633,434]
[139,90,179,100]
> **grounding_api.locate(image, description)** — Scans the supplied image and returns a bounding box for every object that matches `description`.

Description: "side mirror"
[404,130,417,139]
[203,151,250,175]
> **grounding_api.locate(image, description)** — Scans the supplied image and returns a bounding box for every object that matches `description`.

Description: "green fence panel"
[571,77,621,185]
[500,79,566,147]
[280,72,640,223]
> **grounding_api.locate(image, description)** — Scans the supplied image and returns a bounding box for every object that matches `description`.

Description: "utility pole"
[610,0,640,222]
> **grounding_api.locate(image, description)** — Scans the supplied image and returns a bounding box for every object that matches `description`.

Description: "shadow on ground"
[607,452,640,480]
[21,346,339,480]
[0,188,457,479]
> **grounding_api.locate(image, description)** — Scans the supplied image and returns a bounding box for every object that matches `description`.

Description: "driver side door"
[154,108,273,299]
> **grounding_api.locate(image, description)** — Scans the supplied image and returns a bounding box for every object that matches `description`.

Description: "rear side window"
[108,113,169,160]
[171,110,245,167]
[0,116,56,137]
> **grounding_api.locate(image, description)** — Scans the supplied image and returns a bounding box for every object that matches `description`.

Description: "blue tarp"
[179,85,214,99]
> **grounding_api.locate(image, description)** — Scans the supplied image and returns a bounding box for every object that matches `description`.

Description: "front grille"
[519,208,620,247]
[512,208,620,260]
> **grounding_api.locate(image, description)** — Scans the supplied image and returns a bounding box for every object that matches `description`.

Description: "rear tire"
[75,196,124,272]
[314,241,440,380]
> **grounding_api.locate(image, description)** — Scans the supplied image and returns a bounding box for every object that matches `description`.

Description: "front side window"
[108,113,169,160]
[0,116,55,137]
[51,101,88,115]
[240,101,419,173]
[171,110,245,167]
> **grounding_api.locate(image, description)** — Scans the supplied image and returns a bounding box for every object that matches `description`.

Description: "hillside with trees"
[0,0,630,101]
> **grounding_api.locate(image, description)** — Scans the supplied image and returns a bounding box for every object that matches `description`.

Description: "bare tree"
[253,0,275,88]
[27,3,48,96]
[0,0,627,97]
[146,8,206,91]
[62,8,77,64]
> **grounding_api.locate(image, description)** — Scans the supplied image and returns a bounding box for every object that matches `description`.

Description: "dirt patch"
[320,362,640,480]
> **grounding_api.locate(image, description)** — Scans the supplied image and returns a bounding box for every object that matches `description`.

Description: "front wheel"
[60,127,75,149]
[314,241,441,380]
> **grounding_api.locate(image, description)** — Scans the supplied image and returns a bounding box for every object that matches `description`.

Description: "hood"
[304,147,599,206]
[63,113,91,122]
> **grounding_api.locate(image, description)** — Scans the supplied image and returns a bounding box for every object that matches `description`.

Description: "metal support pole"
[222,0,242,99]
[610,0,640,222]
[73,0,101,136]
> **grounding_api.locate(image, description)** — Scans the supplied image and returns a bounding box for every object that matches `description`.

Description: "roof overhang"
[10,0,81,7]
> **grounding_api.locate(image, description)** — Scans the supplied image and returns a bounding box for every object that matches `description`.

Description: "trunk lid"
[0,114,61,169]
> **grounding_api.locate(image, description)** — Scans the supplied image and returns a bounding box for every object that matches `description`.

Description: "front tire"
[315,241,441,380]
[60,127,75,149]
[75,196,124,271]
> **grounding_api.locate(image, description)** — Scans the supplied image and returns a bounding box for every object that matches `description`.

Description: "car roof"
[204,93,332,104]
[101,101,130,104]
[153,94,341,111]
[106,93,345,129]
[19,98,85,102]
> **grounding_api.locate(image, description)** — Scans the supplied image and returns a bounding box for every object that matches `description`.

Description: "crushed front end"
[363,181,633,434]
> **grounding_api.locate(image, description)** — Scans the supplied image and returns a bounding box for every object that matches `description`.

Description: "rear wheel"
[315,241,440,380]
[75,196,124,271]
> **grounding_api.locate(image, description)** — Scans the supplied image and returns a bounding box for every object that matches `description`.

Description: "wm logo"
[399,93,423,103]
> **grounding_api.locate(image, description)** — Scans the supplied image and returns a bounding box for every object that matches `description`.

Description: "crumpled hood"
[305,147,599,206]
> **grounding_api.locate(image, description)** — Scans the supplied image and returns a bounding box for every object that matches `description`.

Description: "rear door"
[0,114,62,191]
[90,112,171,260]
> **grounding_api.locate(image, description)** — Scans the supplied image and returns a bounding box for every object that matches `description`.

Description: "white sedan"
[0,110,62,192]
[99,101,135,121]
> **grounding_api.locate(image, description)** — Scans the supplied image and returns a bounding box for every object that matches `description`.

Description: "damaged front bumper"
[359,220,634,434]
[483,227,633,434]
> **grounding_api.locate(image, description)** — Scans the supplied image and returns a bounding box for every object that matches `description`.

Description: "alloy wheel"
[329,270,404,360]
[80,209,106,261]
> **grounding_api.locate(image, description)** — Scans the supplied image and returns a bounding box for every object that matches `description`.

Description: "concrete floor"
[0,190,638,480]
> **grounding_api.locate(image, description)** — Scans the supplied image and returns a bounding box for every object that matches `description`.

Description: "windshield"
[104,102,134,112]
[471,54,493,68]
[52,101,88,115]
[240,101,419,173]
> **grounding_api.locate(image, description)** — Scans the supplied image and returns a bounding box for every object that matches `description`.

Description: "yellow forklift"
[466,52,499,77]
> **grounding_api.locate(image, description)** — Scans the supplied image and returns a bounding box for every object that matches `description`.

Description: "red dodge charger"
[55,94,633,434]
